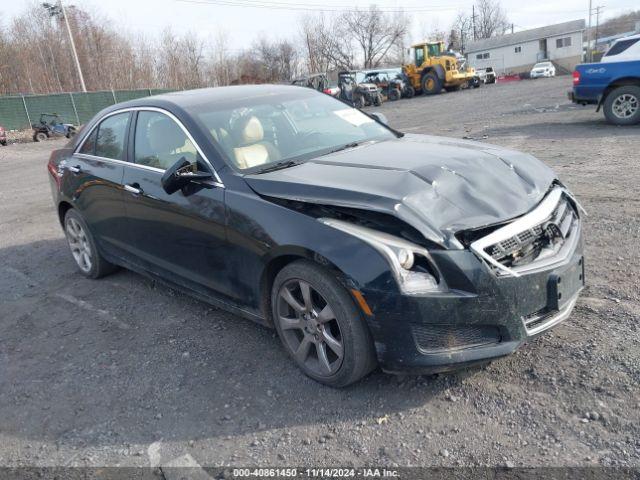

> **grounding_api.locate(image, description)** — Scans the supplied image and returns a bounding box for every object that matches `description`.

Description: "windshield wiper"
[325,141,362,155]
[252,159,301,174]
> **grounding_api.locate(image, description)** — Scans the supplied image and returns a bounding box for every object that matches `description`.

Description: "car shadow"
[0,238,465,448]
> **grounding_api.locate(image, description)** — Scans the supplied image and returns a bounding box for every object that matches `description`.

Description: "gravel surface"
[0,76,638,470]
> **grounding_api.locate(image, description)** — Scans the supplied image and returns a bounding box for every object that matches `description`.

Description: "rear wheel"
[272,260,377,387]
[34,132,48,142]
[421,73,442,95]
[64,209,118,279]
[603,86,640,126]
[403,86,415,98]
[388,89,400,101]
[353,95,366,109]
[373,93,383,106]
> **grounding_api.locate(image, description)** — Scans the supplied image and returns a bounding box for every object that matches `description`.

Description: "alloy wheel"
[276,279,344,377]
[612,93,639,119]
[66,217,92,273]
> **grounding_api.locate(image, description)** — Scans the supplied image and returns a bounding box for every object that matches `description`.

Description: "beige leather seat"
[232,116,280,169]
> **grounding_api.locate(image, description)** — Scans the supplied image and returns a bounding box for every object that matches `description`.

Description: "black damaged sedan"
[47,85,585,387]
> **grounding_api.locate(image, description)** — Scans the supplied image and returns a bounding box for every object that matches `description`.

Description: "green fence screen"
[0,88,174,130]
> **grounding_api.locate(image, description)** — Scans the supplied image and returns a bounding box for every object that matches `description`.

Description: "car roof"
[112,84,316,111]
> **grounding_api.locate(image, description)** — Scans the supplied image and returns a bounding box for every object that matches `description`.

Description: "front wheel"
[64,209,118,279]
[373,93,383,106]
[603,86,640,126]
[272,260,377,387]
[421,73,442,95]
[403,86,415,98]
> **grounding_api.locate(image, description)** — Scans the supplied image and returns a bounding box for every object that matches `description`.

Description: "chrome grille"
[469,188,583,277]
[483,195,577,269]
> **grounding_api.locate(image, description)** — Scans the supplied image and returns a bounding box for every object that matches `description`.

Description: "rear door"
[68,111,131,259]
[121,109,233,299]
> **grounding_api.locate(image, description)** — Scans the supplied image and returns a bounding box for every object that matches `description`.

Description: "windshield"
[534,63,551,69]
[193,91,396,172]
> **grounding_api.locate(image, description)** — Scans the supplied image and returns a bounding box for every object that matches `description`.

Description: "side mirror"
[370,112,389,125]
[161,157,213,195]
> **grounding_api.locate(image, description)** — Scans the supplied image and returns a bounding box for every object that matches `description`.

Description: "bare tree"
[341,5,408,69]
[474,0,510,39]
[300,13,354,73]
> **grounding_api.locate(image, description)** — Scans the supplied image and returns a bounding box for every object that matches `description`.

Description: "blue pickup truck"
[569,35,640,125]
[570,60,640,125]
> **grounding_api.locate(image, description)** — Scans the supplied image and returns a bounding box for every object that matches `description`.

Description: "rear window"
[605,38,640,57]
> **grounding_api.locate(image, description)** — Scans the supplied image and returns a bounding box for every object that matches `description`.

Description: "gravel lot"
[1,76,638,472]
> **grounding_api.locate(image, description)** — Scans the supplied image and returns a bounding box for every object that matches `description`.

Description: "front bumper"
[361,221,585,374]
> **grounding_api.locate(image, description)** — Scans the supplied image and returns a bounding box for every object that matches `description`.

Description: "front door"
[121,110,234,300]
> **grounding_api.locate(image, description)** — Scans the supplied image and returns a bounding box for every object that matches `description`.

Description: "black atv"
[338,71,382,108]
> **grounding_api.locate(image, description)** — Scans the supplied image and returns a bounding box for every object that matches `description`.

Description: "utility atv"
[362,71,403,102]
[338,71,382,108]
[32,113,76,142]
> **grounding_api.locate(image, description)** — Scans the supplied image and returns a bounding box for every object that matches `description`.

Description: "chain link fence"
[0,89,173,130]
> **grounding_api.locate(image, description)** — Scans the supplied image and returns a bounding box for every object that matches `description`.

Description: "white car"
[530,62,556,78]
[601,33,640,63]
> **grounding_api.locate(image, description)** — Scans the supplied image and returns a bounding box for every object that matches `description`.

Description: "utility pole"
[594,5,604,59]
[472,5,477,41]
[587,0,593,62]
[42,1,87,92]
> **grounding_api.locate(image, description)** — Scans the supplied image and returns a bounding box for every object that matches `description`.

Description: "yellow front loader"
[403,41,479,95]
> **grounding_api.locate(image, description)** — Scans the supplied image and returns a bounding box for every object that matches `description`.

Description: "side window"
[94,112,130,160]
[79,128,98,155]
[134,111,198,170]
[605,38,640,57]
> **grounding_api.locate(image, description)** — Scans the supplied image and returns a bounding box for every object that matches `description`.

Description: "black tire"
[354,95,365,109]
[66,127,76,139]
[63,209,118,279]
[403,86,415,98]
[271,260,377,387]
[388,89,400,101]
[444,85,461,92]
[0,140,6,146]
[603,86,640,126]
[373,93,382,106]
[34,132,48,142]
[421,73,442,95]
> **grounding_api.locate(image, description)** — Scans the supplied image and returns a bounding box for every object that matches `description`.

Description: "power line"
[176,0,464,13]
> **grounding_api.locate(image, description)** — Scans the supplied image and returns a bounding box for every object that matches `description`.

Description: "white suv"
[601,34,640,63]
[530,62,556,78]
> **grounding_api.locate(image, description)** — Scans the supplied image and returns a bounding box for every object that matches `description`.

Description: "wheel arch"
[259,247,358,327]
[58,200,73,227]
[598,78,640,110]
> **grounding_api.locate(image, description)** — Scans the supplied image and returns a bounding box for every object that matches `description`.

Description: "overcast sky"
[4,0,639,50]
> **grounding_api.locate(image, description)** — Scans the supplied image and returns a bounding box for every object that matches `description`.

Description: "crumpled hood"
[245,134,557,249]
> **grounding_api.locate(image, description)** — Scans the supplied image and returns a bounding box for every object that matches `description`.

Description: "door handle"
[68,165,81,174]
[124,183,143,195]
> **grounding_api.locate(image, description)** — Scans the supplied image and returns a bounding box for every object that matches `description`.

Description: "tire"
[271,260,377,387]
[0,140,6,146]
[373,93,382,106]
[421,73,442,95]
[63,209,118,279]
[603,86,640,126]
[66,127,76,139]
[34,132,48,142]
[403,86,415,98]
[388,89,400,101]
[354,95,365,109]
[444,85,461,92]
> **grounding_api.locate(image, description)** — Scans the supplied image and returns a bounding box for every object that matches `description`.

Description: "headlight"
[319,218,445,295]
